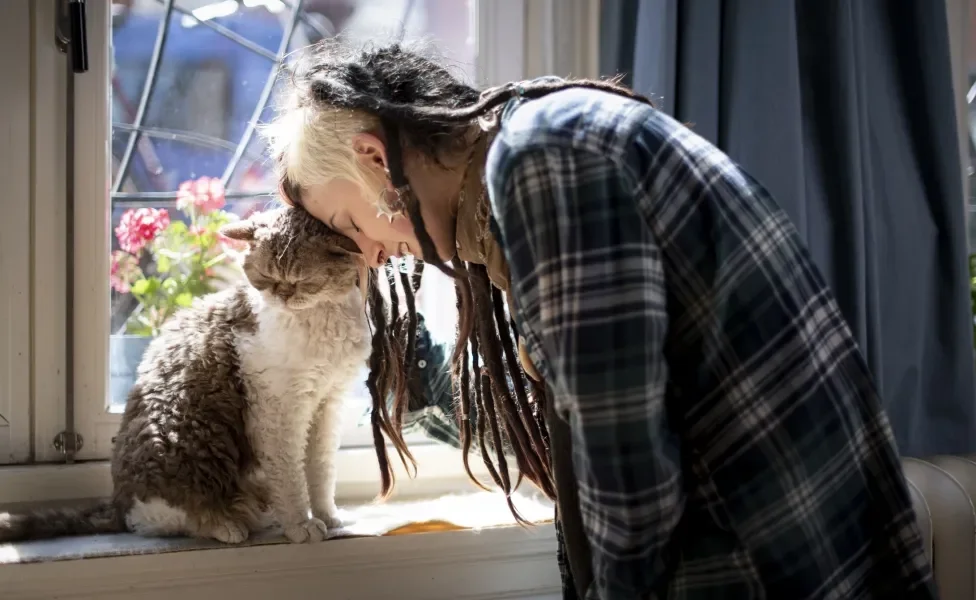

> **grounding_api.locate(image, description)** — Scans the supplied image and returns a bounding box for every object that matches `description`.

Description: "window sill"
[0,445,490,506]
[0,523,560,600]
[0,448,560,599]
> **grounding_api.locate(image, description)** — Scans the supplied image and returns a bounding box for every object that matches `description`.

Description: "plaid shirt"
[474,86,936,599]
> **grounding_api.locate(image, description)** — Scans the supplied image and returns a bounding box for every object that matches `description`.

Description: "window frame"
[38,0,515,465]
[0,0,33,465]
[30,0,72,465]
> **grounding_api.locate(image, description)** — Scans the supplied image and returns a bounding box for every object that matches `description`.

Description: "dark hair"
[284,39,653,513]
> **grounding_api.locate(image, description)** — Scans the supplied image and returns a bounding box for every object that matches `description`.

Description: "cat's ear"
[219,220,258,242]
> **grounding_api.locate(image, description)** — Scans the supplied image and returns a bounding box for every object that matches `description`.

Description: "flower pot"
[109,334,152,411]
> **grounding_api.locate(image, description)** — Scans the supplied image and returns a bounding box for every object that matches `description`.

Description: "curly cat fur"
[0,207,370,544]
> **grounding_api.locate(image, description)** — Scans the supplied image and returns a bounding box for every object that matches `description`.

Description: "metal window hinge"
[54,0,89,73]
[53,431,84,456]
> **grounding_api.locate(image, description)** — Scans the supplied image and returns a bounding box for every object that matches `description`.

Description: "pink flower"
[110,250,140,294]
[115,207,170,254]
[176,176,226,215]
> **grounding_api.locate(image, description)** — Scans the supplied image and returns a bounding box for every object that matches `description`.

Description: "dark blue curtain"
[602,0,976,456]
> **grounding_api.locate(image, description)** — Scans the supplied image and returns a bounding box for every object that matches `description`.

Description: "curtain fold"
[603,0,976,456]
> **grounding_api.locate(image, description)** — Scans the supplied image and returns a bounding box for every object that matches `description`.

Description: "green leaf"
[156,255,171,274]
[174,292,193,307]
[203,252,228,269]
[130,278,151,295]
[133,277,162,302]
[168,221,188,235]
[124,314,154,337]
[209,210,232,226]
[155,248,184,260]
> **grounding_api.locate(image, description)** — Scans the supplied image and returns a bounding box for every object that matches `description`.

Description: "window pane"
[107,0,475,446]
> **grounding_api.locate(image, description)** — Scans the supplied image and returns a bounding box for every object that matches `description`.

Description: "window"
[4,0,534,491]
[75,0,479,462]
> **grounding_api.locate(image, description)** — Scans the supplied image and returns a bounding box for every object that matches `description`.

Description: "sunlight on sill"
[0,491,554,566]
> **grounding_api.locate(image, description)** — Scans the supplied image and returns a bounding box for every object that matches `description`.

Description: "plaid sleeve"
[490,144,680,599]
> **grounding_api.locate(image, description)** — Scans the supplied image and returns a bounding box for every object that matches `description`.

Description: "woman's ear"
[351,132,388,174]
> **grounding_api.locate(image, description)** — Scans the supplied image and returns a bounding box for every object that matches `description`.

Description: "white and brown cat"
[0,206,370,544]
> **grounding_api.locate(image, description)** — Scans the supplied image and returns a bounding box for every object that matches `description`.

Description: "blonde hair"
[261,76,385,207]
[262,38,482,209]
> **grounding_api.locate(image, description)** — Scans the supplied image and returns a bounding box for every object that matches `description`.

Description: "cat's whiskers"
[276,231,297,262]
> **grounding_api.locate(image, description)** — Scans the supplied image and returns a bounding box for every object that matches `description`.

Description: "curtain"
[603,0,976,456]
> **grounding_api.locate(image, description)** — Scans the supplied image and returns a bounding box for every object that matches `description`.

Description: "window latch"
[55,0,89,74]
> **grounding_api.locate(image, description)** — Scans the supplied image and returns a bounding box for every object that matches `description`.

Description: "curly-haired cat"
[0,206,370,544]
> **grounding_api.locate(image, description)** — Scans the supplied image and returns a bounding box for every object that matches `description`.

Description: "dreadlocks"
[271,39,654,512]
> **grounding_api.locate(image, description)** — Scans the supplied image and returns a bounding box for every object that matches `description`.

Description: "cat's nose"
[273,283,295,299]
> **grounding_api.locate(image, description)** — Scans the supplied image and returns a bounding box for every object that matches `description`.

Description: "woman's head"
[263,41,482,267]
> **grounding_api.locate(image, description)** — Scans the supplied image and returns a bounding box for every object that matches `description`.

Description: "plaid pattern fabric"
[478,87,937,599]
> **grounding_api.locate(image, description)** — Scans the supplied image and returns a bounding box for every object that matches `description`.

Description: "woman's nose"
[357,238,386,268]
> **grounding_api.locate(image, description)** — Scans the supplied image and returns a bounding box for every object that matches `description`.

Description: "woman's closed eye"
[328,213,361,235]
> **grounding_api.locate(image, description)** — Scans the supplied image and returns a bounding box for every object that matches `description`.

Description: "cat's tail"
[0,500,125,543]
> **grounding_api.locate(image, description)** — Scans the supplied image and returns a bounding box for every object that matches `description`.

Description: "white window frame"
[30,0,77,465]
[0,0,33,466]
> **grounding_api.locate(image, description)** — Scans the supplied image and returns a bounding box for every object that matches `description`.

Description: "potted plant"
[109,176,246,408]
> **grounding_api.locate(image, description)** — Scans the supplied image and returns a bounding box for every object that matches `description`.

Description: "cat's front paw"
[283,518,328,543]
[312,505,342,529]
[321,513,342,529]
[210,521,249,544]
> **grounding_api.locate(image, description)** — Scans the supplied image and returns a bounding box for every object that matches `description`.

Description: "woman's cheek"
[391,215,416,237]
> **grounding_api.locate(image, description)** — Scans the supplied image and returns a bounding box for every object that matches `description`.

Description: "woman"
[265,41,936,599]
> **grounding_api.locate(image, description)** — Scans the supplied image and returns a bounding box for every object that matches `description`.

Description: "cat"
[0,206,371,545]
